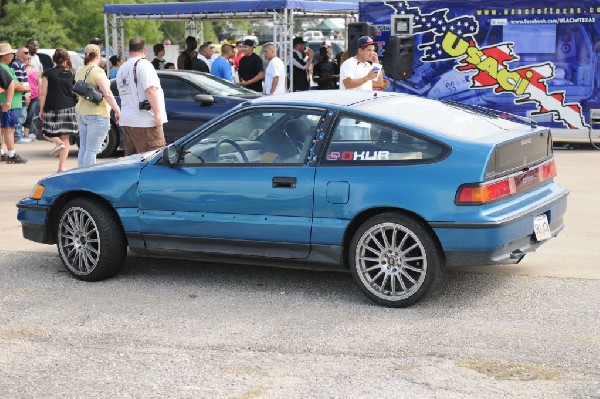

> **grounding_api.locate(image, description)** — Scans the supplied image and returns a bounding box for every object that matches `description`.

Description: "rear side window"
[161,77,199,100]
[321,114,447,164]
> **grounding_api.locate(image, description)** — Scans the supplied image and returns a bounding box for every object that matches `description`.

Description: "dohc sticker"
[327,151,390,161]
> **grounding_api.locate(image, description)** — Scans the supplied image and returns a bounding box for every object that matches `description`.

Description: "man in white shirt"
[263,43,286,95]
[339,36,384,90]
[26,39,43,76]
[116,37,167,155]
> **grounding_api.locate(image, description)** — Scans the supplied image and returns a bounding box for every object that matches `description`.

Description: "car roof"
[251,90,395,107]
[250,91,542,143]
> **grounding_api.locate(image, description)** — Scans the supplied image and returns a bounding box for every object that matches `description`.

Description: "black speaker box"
[347,22,376,57]
[382,35,415,80]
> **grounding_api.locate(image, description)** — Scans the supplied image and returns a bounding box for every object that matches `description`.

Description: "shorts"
[121,125,166,156]
[0,109,17,128]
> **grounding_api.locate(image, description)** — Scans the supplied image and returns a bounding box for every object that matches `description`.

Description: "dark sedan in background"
[103,70,260,157]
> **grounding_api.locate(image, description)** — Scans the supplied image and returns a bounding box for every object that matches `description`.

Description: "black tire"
[57,197,127,281]
[98,123,119,158]
[349,213,442,307]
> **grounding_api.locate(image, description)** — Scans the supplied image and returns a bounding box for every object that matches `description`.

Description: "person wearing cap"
[0,43,29,164]
[291,37,313,92]
[237,39,264,93]
[339,36,383,90]
[10,46,33,144]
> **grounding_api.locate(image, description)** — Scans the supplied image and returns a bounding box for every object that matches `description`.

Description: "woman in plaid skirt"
[39,48,78,172]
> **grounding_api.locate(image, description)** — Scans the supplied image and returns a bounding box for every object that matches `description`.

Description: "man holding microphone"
[339,36,384,90]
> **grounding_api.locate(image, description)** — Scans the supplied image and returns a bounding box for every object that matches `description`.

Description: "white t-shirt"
[116,57,168,128]
[339,57,378,90]
[265,57,286,95]
[30,54,44,76]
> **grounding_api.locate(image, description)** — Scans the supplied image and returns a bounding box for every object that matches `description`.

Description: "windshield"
[183,72,258,97]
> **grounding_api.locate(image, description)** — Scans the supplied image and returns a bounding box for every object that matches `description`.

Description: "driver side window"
[178,108,324,165]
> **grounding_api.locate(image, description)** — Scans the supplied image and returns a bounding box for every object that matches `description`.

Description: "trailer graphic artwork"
[382,1,588,129]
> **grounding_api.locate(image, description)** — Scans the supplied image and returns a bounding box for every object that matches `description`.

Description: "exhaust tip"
[510,250,526,264]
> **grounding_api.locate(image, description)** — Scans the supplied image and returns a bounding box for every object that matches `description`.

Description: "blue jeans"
[13,107,24,140]
[24,98,40,135]
[77,114,110,167]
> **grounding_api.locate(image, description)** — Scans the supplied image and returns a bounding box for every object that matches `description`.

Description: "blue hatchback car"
[17,91,567,307]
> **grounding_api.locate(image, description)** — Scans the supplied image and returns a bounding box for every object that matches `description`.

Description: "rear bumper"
[433,188,568,267]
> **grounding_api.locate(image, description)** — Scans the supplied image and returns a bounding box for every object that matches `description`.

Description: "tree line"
[0,0,244,51]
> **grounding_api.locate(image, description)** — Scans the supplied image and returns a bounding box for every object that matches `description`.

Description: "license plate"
[533,214,551,241]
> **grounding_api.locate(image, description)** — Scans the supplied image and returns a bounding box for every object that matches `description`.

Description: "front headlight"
[30,184,45,200]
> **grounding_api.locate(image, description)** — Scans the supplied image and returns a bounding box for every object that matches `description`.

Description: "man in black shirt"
[151,43,166,70]
[312,47,338,90]
[237,39,264,93]
[177,36,197,70]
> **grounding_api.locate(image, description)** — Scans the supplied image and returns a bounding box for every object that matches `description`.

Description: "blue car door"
[137,107,326,259]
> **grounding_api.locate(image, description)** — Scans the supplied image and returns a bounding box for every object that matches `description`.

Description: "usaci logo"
[384,1,588,129]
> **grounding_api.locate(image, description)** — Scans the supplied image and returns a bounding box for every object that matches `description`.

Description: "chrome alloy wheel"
[355,222,427,301]
[58,206,101,275]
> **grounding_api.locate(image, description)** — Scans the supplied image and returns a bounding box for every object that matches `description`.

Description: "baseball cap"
[322,40,333,47]
[293,37,306,46]
[242,39,255,47]
[357,36,375,48]
[0,43,17,56]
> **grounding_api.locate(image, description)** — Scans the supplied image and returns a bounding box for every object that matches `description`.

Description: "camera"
[139,100,151,111]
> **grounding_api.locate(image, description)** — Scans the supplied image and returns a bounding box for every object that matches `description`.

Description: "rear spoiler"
[442,100,538,129]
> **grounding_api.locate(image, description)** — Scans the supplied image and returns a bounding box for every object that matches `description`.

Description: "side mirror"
[162,145,179,166]
[195,94,215,104]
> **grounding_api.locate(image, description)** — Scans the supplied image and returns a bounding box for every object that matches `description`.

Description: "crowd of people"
[164,34,383,96]
[0,32,382,172]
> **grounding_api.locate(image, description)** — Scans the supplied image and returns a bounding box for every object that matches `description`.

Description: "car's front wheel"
[57,197,127,281]
[349,213,442,307]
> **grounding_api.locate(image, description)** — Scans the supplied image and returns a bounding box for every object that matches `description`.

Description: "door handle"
[272,176,297,188]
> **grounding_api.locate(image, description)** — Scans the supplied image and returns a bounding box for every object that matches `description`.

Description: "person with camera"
[116,37,166,156]
[39,48,78,172]
[74,44,120,167]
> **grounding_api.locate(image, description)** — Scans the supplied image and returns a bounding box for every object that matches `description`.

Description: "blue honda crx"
[17,91,567,307]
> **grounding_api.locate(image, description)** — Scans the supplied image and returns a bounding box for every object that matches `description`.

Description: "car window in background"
[323,114,446,164]
[184,73,258,97]
[160,77,199,100]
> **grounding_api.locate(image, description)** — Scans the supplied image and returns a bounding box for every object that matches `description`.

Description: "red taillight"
[456,160,557,205]
[457,178,516,204]
[538,160,557,182]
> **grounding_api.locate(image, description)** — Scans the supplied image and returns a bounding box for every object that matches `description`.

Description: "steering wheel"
[213,138,249,163]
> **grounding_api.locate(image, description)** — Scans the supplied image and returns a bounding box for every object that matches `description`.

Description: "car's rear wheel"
[349,213,442,307]
[57,198,127,281]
